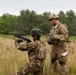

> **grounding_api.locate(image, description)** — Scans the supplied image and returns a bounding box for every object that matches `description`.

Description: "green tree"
[1,13,17,34]
[66,10,76,35]
[58,11,67,24]
[17,9,37,35]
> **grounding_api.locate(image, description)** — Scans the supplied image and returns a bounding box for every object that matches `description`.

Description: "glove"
[46,34,54,45]
[15,39,23,48]
[50,35,56,41]
[15,39,23,44]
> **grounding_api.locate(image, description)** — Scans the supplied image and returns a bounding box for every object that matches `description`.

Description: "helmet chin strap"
[33,36,40,41]
[32,36,37,41]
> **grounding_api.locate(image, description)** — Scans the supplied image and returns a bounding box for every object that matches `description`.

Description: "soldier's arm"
[16,42,37,51]
[55,25,68,41]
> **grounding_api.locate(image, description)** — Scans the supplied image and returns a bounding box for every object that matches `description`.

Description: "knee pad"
[51,57,57,63]
[59,61,66,66]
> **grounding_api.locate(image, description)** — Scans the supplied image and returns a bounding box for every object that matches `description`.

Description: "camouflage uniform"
[47,13,69,75]
[16,29,46,75]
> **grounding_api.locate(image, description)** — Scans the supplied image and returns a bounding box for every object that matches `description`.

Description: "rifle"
[0,31,32,42]
[13,33,32,43]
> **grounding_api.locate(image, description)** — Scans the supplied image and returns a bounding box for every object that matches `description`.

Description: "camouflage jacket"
[47,23,68,51]
[17,40,46,62]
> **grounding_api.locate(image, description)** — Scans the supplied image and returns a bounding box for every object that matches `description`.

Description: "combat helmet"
[30,28,42,37]
[49,13,59,20]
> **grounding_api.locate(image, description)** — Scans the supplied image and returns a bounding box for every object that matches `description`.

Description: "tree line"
[0,9,76,36]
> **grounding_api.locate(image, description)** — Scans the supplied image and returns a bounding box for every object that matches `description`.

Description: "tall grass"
[0,36,76,75]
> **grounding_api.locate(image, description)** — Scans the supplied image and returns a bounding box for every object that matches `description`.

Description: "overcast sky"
[0,0,76,16]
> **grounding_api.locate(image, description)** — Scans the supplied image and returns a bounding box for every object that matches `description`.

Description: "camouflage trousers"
[50,51,68,75]
[17,61,43,75]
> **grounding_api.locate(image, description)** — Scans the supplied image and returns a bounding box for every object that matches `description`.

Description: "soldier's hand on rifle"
[15,39,23,44]
[46,34,54,45]
[47,33,56,40]
[50,35,56,41]
[14,38,23,47]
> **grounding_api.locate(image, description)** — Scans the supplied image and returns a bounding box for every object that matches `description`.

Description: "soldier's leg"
[17,61,43,75]
[17,63,32,75]
[58,55,68,75]
[50,51,58,72]
[51,60,57,72]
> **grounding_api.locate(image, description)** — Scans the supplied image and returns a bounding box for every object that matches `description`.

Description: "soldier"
[15,28,46,75]
[47,13,69,75]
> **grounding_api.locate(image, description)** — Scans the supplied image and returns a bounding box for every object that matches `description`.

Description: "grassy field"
[0,35,76,75]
